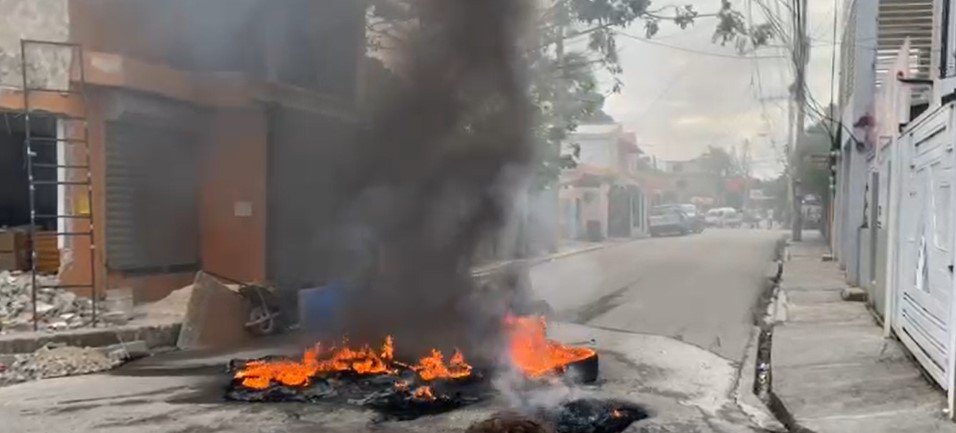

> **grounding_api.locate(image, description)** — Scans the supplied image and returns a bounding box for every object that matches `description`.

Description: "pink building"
[559,124,654,240]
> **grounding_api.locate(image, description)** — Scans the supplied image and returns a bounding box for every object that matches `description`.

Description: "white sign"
[234,201,253,217]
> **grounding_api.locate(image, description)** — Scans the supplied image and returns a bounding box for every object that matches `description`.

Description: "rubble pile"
[0,344,122,386]
[0,271,98,333]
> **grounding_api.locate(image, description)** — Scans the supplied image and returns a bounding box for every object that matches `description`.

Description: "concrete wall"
[0,0,70,89]
[69,0,363,99]
[835,0,879,284]
[839,133,871,285]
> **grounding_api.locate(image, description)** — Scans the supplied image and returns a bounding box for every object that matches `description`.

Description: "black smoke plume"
[330,0,535,361]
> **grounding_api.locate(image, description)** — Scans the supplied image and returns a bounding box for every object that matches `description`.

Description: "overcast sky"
[597,0,839,179]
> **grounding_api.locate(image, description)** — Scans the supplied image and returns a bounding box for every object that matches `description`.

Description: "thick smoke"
[329,0,534,362]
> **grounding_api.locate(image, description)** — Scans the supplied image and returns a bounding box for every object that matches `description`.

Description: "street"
[533,229,782,362]
[0,229,784,433]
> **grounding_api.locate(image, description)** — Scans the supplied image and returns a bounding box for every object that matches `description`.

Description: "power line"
[615,31,786,59]
[631,60,696,122]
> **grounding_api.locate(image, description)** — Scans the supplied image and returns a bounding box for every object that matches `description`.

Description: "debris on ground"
[137,284,192,322]
[177,272,249,350]
[0,271,104,334]
[466,412,552,433]
[0,344,123,386]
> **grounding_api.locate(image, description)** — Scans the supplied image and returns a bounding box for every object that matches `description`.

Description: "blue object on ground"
[298,281,347,334]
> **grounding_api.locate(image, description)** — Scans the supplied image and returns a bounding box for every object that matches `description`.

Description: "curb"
[0,321,181,355]
[473,236,648,277]
[531,235,649,266]
[530,244,606,265]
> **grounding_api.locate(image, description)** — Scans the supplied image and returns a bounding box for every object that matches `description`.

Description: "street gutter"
[752,237,816,433]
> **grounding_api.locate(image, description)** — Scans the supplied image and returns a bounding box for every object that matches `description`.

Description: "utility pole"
[790,0,809,242]
[545,0,566,253]
[742,139,752,210]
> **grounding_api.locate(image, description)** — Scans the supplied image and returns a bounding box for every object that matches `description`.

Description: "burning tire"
[565,352,599,384]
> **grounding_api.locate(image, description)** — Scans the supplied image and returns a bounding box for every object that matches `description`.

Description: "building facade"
[834,0,956,414]
[559,123,651,240]
[0,0,365,302]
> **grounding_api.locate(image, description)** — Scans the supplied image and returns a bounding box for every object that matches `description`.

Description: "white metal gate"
[894,103,956,387]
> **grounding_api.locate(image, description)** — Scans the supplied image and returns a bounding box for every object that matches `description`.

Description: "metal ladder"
[19,40,98,330]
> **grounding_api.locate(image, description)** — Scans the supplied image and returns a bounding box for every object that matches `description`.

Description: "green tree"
[699,145,749,206]
[366,0,771,190]
[795,119,833,199]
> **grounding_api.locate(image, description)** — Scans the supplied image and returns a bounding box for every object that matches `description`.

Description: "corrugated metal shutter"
[105,122,199,272]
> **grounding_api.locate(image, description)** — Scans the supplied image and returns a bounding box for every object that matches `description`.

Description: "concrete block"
[98,340,150,360]
[776,360,938,419]
[786,301,872,324]
[176,272,250,350]
[841,287,868,302]
[785,289,844,305]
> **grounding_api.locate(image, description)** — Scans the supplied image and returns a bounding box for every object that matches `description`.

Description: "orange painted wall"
[61,99,269,300]
[199,109,267,283]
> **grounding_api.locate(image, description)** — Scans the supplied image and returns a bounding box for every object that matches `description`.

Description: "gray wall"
[0,0,69,89]
[835,0,878,285]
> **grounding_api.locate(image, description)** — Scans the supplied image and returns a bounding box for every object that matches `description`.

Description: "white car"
[705,207,741,228]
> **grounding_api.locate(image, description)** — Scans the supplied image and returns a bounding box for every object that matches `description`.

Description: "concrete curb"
[531,236,649,266]
[749,234,817,433]
[473,236,647,277]
[756,236,818,433]
[0,321,181,354]
[529,244,606,265]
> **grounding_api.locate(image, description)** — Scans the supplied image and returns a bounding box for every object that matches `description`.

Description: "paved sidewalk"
[772,231,956,432]
[473,236,641,275]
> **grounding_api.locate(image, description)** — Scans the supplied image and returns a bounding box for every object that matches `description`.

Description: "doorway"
[0,114,57,230]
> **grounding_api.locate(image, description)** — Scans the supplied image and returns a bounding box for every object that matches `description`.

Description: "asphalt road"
[531,228,783,362]
[0,228,785,433]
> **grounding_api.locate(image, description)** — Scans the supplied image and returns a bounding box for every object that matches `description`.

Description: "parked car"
[679,204,705,233]
[705,207,742,228]
[649,204,694,236]
[722,208,743,228]
[704,208,723,226]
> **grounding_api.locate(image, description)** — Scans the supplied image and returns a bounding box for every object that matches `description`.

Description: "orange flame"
[414,348,473,381]
[411,385,436,401]
[505,315,595,378]
[234,335,474,390]
[611,409,624,418]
